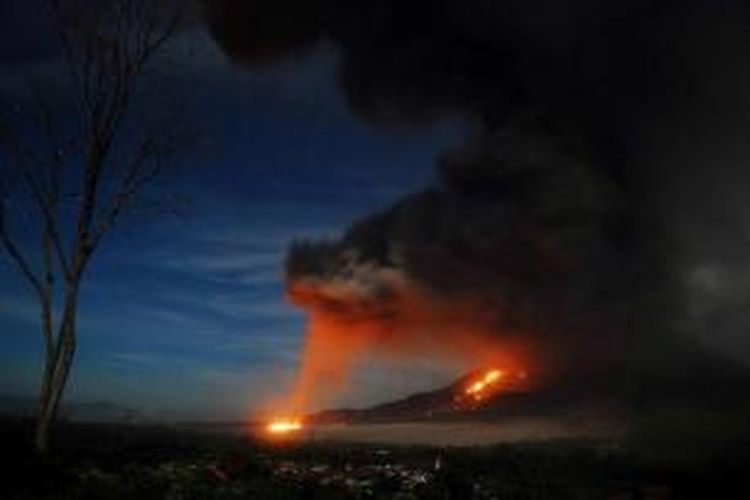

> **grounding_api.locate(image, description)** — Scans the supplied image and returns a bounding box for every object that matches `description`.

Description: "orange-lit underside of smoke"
[276,277,534,413]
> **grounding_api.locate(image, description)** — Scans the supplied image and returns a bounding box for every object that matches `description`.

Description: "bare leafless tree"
[0,0,192,454]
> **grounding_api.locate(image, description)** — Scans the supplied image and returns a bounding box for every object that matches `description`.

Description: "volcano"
[308,340,750,427]
[309,368,594,425]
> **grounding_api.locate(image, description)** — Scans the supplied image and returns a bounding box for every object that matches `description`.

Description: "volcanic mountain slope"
[310,369,548,424]
[310,341,750,425]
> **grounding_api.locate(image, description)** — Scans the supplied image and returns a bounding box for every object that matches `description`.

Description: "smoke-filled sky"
[3,0,750,419]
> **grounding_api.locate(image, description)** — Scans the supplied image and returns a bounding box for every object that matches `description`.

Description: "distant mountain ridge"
[0,394,141,423]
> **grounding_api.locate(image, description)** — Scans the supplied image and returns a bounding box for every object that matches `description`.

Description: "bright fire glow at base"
[266,418,303,435]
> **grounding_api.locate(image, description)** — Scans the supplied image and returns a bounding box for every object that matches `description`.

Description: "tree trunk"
[35,386,56,455]
[35,305,77,455]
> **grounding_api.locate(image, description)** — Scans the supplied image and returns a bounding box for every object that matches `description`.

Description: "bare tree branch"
[0,201,43,297]
[0,106,72,279]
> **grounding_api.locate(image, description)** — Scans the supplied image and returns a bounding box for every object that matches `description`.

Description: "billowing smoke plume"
[203,0,750,410]
[280,125,674,409]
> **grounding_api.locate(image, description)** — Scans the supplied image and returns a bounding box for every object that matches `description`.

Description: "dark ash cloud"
[204,0,750,401]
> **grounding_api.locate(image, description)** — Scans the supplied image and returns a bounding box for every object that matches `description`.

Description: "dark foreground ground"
[2,417,749,499]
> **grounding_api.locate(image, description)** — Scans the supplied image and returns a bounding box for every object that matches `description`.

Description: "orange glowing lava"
[465,368,505,401]
[266,418,303,435]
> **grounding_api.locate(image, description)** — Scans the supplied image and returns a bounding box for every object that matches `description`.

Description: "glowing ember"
[266,418,303,435]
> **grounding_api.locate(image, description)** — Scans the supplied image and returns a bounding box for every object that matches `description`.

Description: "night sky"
[0,15,462,418]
